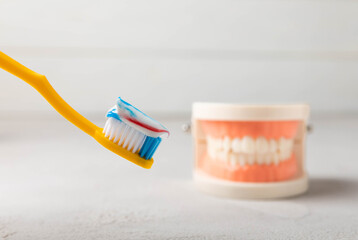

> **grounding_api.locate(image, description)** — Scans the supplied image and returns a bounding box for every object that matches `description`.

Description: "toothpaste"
[106,97,169,138]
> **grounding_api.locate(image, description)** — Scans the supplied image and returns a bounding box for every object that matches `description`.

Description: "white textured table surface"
[0,115,357,239]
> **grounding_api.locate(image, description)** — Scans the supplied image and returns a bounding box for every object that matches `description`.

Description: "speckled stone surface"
[0,115,357,239]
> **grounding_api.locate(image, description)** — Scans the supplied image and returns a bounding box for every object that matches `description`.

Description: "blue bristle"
[139,137,153,158]
[139,136,162,160]
[147,138,162,159]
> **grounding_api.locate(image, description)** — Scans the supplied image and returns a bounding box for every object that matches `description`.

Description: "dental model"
[0,51,168,169]
[192,103,310,199]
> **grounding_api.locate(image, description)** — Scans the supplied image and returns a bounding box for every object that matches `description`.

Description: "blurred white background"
[1,0,358,117]
[1,2,358,239]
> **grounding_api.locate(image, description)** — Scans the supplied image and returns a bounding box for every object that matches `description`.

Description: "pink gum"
[201,120,299,139]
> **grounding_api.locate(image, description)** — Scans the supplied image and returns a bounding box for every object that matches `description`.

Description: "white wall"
[1,0,358,116]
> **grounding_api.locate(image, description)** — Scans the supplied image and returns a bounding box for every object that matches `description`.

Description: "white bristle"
[113,123,124,143]
[118,125,130,146]
[137,135,147,152]
[132,133,145,153]
[103,120,110,134]
[127,131,140,152]
[109,124,117,141]
[115,123,126,144]
[104,118,114,137]
[123,128,134,148]
[103,117,148,153]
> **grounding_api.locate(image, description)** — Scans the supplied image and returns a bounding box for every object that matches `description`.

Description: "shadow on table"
[299,177,358,200]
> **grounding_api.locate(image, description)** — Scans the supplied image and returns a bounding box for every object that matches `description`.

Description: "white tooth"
[279,147,292,161]
[279,137,286,152]
[232,138,241,153]
[279,151,286,161]
[256,154,265,165]
[208,148,217,159]
[223,137,231,153]
[283,138,289,152]
[216,151,222,161]
[225,153,230,162]
[217,151,227,162]
[269,139,278,153]
[206,136,213,157]
[209,136,217,150]
[247,155,255,165]
[229,154,238,167]
[287,139,294,151]
[264,154,272,165]
[238,155,246,166]
[206,136,213,149]
[273,153,280,165]
[206,137,212,150]
[216,138,223,150]
[256,137,269,154]
[242,136,255,154]
[285,151,292,160]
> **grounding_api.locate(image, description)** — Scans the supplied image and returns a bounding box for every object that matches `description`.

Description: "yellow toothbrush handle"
[0,51,98,136]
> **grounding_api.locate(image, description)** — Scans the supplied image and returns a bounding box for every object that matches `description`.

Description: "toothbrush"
[0,51,169,169]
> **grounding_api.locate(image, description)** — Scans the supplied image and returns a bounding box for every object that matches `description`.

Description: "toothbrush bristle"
[103,117,161,159]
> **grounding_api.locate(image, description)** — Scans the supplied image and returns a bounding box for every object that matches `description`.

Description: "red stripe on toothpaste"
[125,117,169,134]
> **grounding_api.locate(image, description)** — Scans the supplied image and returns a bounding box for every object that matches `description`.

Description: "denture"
[192,103,310,199]
[200,121,299,182]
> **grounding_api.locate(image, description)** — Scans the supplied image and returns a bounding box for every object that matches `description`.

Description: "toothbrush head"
[95,97,169,169]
